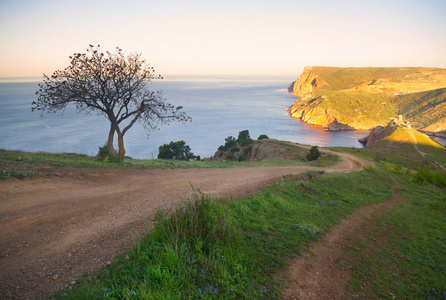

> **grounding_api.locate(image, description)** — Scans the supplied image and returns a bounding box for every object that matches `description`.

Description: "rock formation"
[286,66,446,132]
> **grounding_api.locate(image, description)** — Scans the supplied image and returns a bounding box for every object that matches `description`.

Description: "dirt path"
[0,150,368,299]
[408,129,427,157]
[277,175,403,299]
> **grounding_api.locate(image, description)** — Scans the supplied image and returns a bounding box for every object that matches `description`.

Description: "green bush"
[306,146,321,161]
[219,136,237,151]
[237,130,253,146]
[258,134,269,140]
[158,140,198,160]
[97,144,117,159]
[411,166,446,188]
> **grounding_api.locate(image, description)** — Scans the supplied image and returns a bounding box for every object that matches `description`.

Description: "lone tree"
[32,44,190,160]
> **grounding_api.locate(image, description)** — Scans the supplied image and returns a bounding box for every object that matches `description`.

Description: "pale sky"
[1,0,445,77]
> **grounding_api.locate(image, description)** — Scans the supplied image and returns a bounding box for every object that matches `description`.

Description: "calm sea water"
[0,77,371,159]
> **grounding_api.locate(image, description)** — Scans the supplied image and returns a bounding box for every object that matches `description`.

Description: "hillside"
[286,66,446,131]
[359,122,446,167]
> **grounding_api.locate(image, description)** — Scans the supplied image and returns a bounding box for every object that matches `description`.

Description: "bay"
[0,77,370,159]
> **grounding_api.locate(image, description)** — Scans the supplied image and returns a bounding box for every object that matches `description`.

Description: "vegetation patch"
[345,171,446,299]
[56,169,393,299]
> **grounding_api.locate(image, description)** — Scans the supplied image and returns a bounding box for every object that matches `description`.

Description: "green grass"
[329,146,422,170]
[0,170,40,180]
[0,148,339,180]
[391,87,446,129]
[345,171,446,299]
[8,143,442,299]
[55,168,393,299]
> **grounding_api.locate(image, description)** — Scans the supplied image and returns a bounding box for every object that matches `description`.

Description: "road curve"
[0,150,369,299]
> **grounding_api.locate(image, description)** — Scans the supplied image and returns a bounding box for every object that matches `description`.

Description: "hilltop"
[286,66,446,132]
[358,121,446,168]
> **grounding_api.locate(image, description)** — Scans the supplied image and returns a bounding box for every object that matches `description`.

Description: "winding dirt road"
[0,149,367,299]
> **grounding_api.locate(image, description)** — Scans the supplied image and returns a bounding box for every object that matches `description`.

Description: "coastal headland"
[286,66,446,133]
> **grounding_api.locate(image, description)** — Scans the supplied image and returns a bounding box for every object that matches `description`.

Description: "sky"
[1,0,445,78]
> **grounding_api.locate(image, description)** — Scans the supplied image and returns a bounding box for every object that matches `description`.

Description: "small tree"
[258,134,269,140]
[237,130,253,146]
[218,136,237,151]
[307,146,321,161]
[33,45,190,160]
[158,140,197,160]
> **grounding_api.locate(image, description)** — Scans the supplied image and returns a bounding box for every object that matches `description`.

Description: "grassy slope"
[391,87,446,130]
[0,143,339,180]
[346,171,446,299]
[54,143,446,299]
[367,126,446,166]
[56,169,395,299]
[292,67,446,129]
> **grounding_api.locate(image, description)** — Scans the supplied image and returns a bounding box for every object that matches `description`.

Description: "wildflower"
[104,288,108,292]
[198,288,202,294]
[131,291,137,296]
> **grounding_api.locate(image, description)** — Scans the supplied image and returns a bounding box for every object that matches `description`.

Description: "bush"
[158,140,198,160]
[258,134,269,140]
[306,146,321,161]
[237,130,253,146]
[220,136,237,151]
[411,166,446,188]
[97,144,118,160]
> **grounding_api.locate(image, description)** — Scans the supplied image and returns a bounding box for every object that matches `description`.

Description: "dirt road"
[0,150,367,299]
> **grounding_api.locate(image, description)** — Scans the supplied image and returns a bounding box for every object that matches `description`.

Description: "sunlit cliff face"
[287,67,446,132]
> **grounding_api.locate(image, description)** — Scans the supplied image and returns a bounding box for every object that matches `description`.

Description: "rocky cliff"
[286,66,446,131]
[358,121,398,147]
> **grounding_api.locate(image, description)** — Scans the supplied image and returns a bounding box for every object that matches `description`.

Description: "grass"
[55,168,394,299]
[329,146,422,170]
[345,170,446,299]
[5,142,443,298]
[0,147,339,180]
[391,87,446,129]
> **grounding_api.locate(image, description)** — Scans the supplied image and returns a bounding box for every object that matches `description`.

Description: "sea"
[0,76,374,159]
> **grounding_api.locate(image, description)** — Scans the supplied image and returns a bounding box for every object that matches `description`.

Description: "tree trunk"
[117,133,126,161]
[107,125,116,157]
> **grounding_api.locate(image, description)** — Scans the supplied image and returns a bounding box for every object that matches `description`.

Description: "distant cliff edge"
[286,66,446,132]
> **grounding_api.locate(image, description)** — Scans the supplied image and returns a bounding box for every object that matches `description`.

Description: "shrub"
[306,146,321,161]
[243,145,253,156]
[97,144,118,160]
[153,191,235,254]
[237,130,253,146]
[220,136,237,151]
[158,140,198,160]
[411,166,446,188]
[258,134,269,140]
[363,164,375,172]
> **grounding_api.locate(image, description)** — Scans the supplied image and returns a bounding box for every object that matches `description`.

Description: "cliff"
[358,121,398,147]
[286,67,446,131]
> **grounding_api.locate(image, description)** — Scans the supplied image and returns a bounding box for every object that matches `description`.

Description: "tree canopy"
[307,146,321,161]
[158,140,198,160]
[32,44,190,160]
